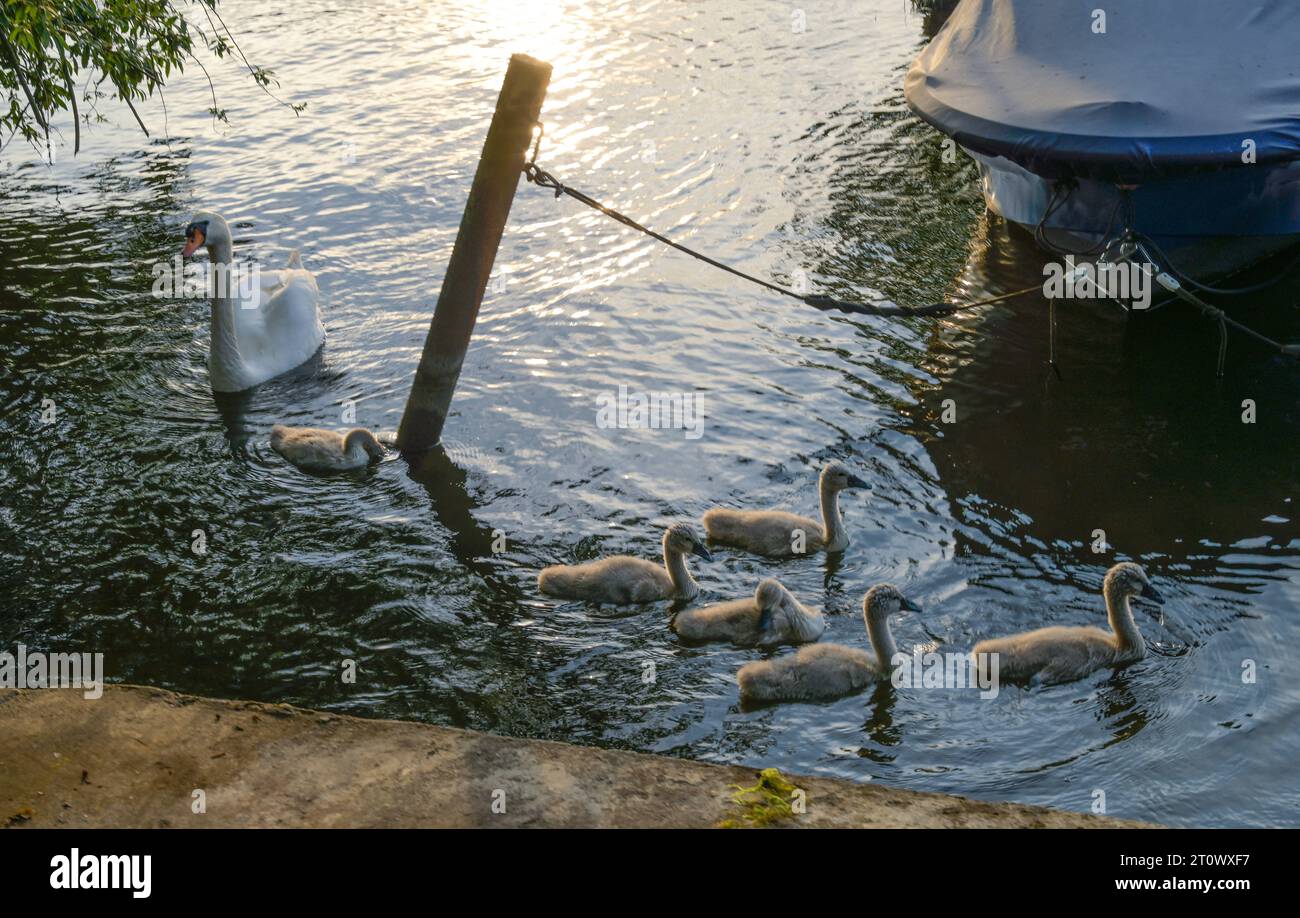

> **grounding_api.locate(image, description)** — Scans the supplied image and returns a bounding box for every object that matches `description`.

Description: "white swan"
[270,425,385,473]
[182,211,325,392]
[972,562,1162,686]
[538,523,712,604]
[673,577,826,647]
[738,583,920,702]
[703,461,870,557]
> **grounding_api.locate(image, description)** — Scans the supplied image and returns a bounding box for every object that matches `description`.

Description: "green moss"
[718,768,803,829]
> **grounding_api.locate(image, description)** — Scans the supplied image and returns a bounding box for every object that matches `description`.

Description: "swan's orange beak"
[181,226,205,258]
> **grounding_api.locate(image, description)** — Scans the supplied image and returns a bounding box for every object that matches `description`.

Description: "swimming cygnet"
[972,561,1163,686]
[270,425,385,473]
[673,577,826,647]
[738,583,920,702]
[538,523,712,604]
[703,461,870,557]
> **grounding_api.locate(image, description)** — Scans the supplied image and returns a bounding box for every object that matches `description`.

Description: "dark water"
[2,0,1297,827]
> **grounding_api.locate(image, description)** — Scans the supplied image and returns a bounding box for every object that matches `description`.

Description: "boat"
[905,0,1300,285]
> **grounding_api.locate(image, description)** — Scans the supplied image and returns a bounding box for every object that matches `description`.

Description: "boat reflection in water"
[904,210,1300,559]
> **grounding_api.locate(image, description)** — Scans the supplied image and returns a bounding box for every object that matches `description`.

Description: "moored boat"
[905,0,1300,282]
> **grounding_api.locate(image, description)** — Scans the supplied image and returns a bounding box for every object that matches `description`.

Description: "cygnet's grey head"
[1105,562,1163,603]
[664,523,712,561]
[821,460,871,493]
[755,578,791,630]
[863,583,921,623]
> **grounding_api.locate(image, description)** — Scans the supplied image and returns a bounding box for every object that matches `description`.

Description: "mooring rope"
[523,135,1299,369]
[521,157,1041,319]
[1136,229,1300,297]
[1103,238,1300,375]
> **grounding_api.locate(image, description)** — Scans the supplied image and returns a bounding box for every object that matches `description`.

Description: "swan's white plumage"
[185,212,325,392]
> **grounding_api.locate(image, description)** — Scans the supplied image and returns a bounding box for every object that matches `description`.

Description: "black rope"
[521,141,1299,369]
[1124,239,1300,374]
[1033,180,1126,258]
[1135,229,1300,296]
[1024,177,1300,371]
[521,158,1042,319]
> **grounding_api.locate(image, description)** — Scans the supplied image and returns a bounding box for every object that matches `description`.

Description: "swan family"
[182,213,1169,705]
[183,211,385,473]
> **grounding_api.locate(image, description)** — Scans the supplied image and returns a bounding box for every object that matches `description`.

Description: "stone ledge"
[0,685,1151,828]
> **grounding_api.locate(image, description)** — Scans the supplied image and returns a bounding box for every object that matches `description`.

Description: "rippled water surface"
[3,0,1298,827]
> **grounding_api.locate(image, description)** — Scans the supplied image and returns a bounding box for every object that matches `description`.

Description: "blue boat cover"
[905,0,1300,180]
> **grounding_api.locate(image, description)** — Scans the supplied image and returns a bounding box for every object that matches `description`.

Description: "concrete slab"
[0,685,1150,828]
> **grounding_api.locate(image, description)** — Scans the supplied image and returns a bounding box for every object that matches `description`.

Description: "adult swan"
[181,211,325,392]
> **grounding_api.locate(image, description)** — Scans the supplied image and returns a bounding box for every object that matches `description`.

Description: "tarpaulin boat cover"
[905,0,1300,180]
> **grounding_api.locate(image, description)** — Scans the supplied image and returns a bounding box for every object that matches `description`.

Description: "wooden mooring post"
[396,54,552,453]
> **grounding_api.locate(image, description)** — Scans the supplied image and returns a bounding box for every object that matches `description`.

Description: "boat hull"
[970,150,1300,236]
[969,149,1300,281]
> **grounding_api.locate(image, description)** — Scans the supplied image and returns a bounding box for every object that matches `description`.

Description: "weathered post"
[396,54,552,453]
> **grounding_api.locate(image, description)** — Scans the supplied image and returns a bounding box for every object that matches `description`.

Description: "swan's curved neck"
[206,240,242,380]
[819,479,846,549]
[866,613,898,669]
[207,238,234,269]
[663,542,698,598]
[1104,584,1144,655]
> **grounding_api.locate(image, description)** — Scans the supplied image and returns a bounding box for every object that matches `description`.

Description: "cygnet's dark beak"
[1140,581,1164,603]
[846,474,871,489]
[692,543,713,562]
[900,596,922,613]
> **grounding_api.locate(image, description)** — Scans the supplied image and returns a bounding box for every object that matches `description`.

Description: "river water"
[2,0,1297,827]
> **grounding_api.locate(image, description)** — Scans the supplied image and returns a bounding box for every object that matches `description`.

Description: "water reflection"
[403,445,528,595]
[916,214,1300,551]
[859,680,902,751]
[913,0,961,38]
